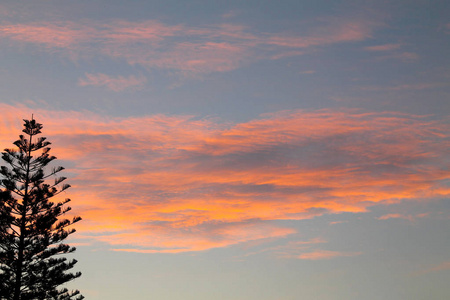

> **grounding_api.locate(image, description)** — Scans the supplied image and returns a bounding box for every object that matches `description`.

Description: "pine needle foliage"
[0,118,83,300]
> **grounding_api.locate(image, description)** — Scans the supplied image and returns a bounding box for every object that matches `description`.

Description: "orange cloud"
[0,104,449,253]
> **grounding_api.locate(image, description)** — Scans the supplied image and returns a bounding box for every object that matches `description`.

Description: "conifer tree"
[0,118,83,300]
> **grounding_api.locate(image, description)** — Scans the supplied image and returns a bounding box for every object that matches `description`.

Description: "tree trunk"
[13,133,33,300]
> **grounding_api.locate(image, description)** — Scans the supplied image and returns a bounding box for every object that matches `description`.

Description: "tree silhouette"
[0,118,83,300]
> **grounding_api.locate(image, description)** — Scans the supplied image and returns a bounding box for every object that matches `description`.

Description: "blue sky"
[0,1,449,299]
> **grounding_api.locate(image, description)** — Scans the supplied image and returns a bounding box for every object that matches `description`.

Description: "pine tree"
[0,118,83,300]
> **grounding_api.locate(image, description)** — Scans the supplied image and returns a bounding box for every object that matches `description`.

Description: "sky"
[0,0,449,299]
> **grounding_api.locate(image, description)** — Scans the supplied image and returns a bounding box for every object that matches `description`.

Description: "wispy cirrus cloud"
[1,104,448,253]
[363,42,419,63]
[78,73,147,91]
[445,23,450,33]
[111,222,295,253]
[364,43,401,51]
[249,236,362,260]
[412,261,450,276]
[377,213,429,221]
[0,17,382,77]
[0,22,93,51]
[423,261,450,273]
[372,51,419,62]
[361,82,445,92]
[298,250,362,260]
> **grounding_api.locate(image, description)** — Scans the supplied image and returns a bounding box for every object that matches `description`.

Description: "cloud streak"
[297,250,362,260]
[364,43,401,51]
[0,17,382,77]
[412,261,450,276]
[1,104,448,253]
[78,73,147,91]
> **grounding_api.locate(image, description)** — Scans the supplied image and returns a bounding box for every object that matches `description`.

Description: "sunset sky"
[0,1,449,299]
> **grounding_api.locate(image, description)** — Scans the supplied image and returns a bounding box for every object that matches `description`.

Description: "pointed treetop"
[22,117,42,136]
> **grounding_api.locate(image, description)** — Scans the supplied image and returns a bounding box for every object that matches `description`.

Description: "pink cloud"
[1,104,448,252]
[222,10,240,19]
[266,19,377,48]
[378,213,414,221]
[373,51,419,62]
[397,51,419,61]
[412,261,450,276]
[388,83,441,90]
[329,221,348,225]
[244,237,327,258]
[108,222,295,253]
[102,20,181,42]
[0,17,382,76]
[0,22,94,51]
[426,261,450,273]
[78,73,147,91]
[133,41,247,75]
[298,250,362,260]
[299,70,316,74]
[378,212,429,221]
[270,50,305,60]
[364,43,401,51]
[361,82,444,92]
